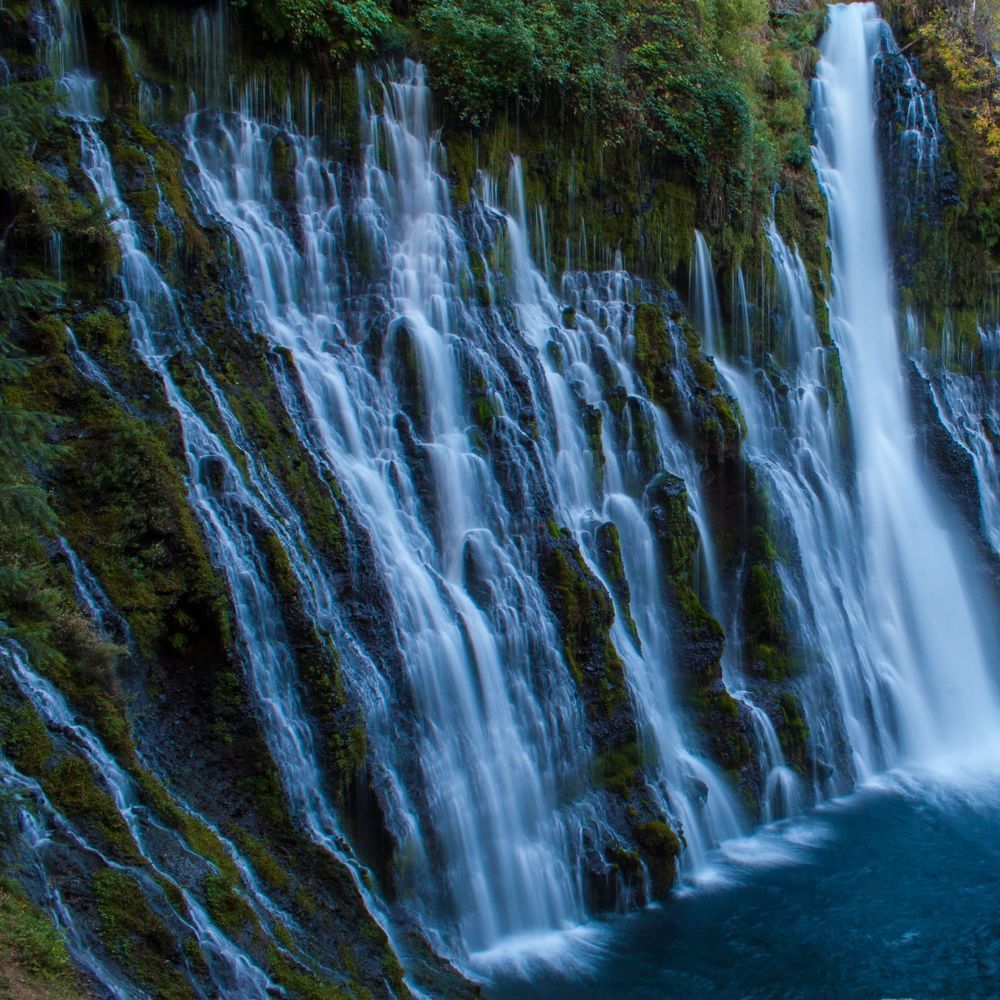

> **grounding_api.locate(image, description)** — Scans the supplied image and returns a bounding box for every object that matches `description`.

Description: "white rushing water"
[57,538,319,969]
[3,643,277,997]
[0,646,137,999]
[812,2,1000,766]
[185,65,594,960]
[704,1,1000,793]
[498,166,745,870]
[23,1,1000,992]
[689,2,1000,796]
[915,329,1000,558]
[74,114,409,986]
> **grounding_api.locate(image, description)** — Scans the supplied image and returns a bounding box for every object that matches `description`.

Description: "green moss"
[877,0,1000,358]
[293,886,318,917]
[0,876,80,997]
[43,755,142,865]
[745,564,783,645]
[240,763,289,831]
[265,944,353,1000]
[582,403,605,492]
[92,868,195,999]
[203,876,255,938]
[594,520,639,644]
[74,309,131,359]
[471,390,503,432]
[131,767,241,885]
[270,135,298,205]
[262,532,299,605]
[778,691,809,775]
[593,740,643,797]
[632,303,678,415]
[230,828,291,891]
[538,530,629,719]
[380,947,405,989]
[385,321,425,430]
[643,472,753,774]
[634,820,681,897]
[221,351,348,567]
[742,553,798,682]
[58,407,230,660]
[605,844,643,885]
[467,249,493,306]
[0,704,53,773]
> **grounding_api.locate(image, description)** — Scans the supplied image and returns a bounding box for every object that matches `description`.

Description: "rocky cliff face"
[878,0,1000,357]
[0,0,998,996]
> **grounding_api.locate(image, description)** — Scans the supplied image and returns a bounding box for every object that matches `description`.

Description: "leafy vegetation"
[232,0,392,54]
[419,0,824,233]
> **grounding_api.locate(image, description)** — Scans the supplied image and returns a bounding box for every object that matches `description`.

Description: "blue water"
[490,775,1000,998]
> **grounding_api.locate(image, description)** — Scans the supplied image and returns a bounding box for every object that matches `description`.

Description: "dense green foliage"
[232,0,391,53]
[418,0,823,220]
[417,0,625,125]
[0,79,69,661]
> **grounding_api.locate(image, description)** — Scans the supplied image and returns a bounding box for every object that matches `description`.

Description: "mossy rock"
[593,520,639,645]
[632,303,680,420]
[634,820,681,897]
[777,690,810,775]
[91,868,194,999]
[593,740,644,797]
[538,526,634,746]
[0,876,83,999]
[42,755,142,865]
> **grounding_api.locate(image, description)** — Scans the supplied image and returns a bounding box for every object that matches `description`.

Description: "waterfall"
[21,1,1000,992]
[0,745,135,999]
[688,231,805,820]
[813,2,1000,766]
[500,163,744,870]
[688,2,1000,794]
[56,538,319,965]
[73,115,412,982]
[184,64,593,960]
[0,650,142,1000]
[920,352,1000,557]
[691,232,723,359]
[699,1,999,785]
[710,218,889,789]
[46,0,98,119]
[1,643,278,996]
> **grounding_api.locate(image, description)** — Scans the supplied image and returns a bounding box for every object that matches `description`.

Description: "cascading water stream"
[499,162,745,870]
[185,63,593,960]
[58,49,404,986]
[691,232,723,360]
[687,236,806,820]
[913,334,1000,558]
[2,643,278,997]
[56,538,323,968]
[705,2,1000,794]
[812,2,1000,768]
[705,216,900,788]
[0,739,136,999]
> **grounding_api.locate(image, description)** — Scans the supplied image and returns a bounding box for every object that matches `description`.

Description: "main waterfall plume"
[812,2,1000,768]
